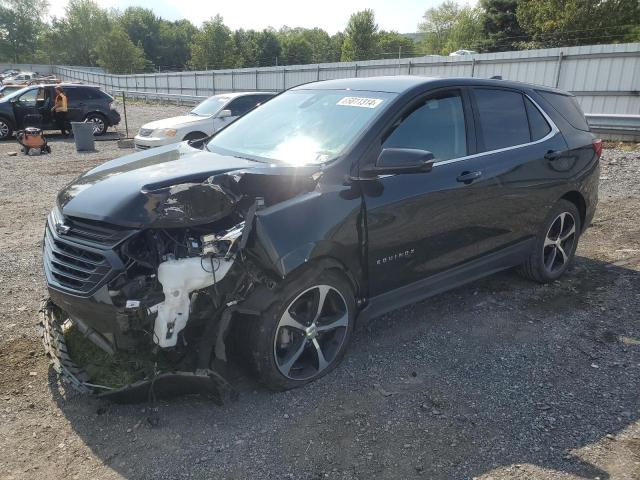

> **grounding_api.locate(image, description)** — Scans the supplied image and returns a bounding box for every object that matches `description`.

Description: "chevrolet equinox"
[40,77,600,400]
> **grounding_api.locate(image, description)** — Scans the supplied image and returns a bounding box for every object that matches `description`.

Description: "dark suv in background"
[0,84,120,139]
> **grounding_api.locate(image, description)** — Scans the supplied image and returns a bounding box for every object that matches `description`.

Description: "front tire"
[243,269,355,391]
[519,199,581,283]
[0,118,14,140]
[183,131,207,142]
[85,113,107,136]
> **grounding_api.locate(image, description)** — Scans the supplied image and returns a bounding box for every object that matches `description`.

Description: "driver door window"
[383,91,467,161]
[17,89,38,106]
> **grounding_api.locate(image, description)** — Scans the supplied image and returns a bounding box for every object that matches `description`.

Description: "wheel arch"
[281,255,361,301]
[84,111,108,123]
[183,131,208,141]
[560,190,586,231]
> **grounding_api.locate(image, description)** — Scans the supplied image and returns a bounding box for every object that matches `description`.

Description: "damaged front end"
[40,160,319,403]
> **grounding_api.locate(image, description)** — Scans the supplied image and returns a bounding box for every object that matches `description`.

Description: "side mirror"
[360,148,435,178]
[217,109,232,118]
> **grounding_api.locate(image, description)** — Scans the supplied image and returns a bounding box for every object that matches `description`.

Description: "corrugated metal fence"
[49,43,640,116]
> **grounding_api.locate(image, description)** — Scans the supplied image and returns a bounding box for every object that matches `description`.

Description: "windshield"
[0,86,31,101]
[191,96,229,116]
[206,89,395,165]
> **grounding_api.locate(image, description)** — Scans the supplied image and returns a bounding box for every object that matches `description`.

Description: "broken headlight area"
[41,215,269,403]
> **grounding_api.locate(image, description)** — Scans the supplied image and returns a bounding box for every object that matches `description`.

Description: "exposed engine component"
[152,223,245,348]
[154,255,233,347]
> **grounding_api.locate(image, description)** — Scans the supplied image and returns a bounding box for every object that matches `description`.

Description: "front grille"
[44,223,113,294]
[62,216,133,248]
[138,128,153,137]
[43,213,136,295]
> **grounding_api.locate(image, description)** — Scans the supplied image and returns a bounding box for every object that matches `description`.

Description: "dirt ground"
[0,103,638,480]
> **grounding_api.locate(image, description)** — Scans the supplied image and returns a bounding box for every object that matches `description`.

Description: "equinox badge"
[376,248,415,265]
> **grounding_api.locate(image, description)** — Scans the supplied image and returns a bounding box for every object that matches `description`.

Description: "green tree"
[0,0,48,62]
[157,19,197,70]
[341,9,378,61]
[280,31,313,65]
[233,29,260,67]
[189,15,235,70]
[419,1,462,54]
[377,31,416,59]
[444,6,484,53]
[517,0,640,47]
[256,29,281,66]
[419,1,484,54]
[480,0,528,51]
[300,28,332,63]
[95,25,145,73]
[328,32,344,62]
[48,0,111,66]
[119,7,161,65]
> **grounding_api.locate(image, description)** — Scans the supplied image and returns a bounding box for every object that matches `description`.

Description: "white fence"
[6,43,640,116]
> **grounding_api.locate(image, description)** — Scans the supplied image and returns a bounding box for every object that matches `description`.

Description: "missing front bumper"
[38,299,238,405]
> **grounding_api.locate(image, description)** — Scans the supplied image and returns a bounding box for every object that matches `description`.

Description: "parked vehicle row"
[40,75,600,400]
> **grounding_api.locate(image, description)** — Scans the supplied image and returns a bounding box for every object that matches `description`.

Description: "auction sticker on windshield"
[337,97,384,108]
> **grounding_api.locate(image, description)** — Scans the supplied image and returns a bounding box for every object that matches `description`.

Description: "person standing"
[51,86,69,136]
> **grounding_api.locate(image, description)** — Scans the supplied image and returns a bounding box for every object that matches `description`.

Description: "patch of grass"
[64,326,168,389]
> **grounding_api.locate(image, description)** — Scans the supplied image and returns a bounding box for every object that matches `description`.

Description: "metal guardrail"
[586,114,640,141]
[113,90,207,105]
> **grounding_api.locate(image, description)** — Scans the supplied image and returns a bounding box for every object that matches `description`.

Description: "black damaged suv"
[42,77,600,397]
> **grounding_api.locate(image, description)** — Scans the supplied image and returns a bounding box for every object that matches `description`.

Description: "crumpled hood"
[57,143,321,228]
[141,115,209,130]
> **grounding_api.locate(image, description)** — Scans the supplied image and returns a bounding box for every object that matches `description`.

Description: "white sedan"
[134,91,275,150]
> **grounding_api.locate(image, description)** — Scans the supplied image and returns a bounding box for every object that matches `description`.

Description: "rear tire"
[241,269,356,391]
[519,199,581,283]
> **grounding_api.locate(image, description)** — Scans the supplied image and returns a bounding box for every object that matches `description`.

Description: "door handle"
[456,171,482,183]
[544,150,563,161]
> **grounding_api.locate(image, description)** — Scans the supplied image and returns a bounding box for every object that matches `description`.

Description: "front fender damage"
[40,167,320,403]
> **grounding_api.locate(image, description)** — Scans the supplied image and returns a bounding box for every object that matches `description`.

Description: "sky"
[46,0,474,34]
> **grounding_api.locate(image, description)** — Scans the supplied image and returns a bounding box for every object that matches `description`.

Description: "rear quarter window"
[65,87,105,101]
[524,97,551,141]
[537,91,589,131]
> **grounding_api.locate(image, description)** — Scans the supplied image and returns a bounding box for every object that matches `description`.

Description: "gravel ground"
[0,103,638,480]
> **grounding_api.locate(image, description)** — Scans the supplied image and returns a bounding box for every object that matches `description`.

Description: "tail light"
[592,138,603,159]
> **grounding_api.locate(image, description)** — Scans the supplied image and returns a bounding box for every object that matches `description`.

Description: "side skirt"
[357,239,533,323]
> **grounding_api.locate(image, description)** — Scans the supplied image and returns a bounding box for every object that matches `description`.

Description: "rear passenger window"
[383,91,467,161]
[65,88,82,101]
[474,88,530,151]
[537,91,589,131]
[525,97,551,141]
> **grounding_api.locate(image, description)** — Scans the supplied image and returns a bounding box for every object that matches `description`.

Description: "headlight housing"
[156,128,177,137]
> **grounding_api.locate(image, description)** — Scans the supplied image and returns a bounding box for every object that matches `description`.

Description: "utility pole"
[398,46,402,59]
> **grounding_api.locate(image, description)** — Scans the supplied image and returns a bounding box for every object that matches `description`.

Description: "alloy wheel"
[274,285,349,381]
[88,117,105,134]
[0,121,9,138]
[543,212,576,273]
